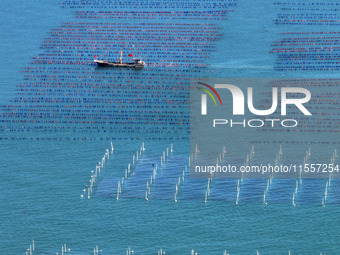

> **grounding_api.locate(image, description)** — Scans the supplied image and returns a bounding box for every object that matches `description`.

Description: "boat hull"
[94,60,144,68]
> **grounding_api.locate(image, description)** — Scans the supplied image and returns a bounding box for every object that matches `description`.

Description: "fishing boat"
[94,51,145,68]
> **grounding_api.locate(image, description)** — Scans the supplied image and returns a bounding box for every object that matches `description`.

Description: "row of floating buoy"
[175,166,189,203]
[235,179,240,205]
[145,164,157,201]
[158,248,165,255]
[60,0,236,9]
[204,175,212,203]
[56,244,70,255]
[241,145,255,181]
[203,145,227,203]
[160,143,173,167]
[194,143,199,158]
[117,142,146,200]
[146,143,173,201]
[126,246,134,255]
[292,146,309,207]
[322,148,338,207]
[24,240,35,255]
[299,147,310,185]
[22,241,327,255]
[264,145,281,205]
[81,142,114,199]
[274,144,283,166]
[246,145,255,166]
[23,241,71,255]
[216,145,227,170]
[93,245,102,254]
[292,179,299,207]
[73,10,228,21]
[236,145,255,205]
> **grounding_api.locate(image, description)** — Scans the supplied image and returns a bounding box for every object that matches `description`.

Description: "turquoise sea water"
[0,0,339,254]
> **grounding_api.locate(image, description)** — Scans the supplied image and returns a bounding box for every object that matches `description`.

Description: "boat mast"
[120,51,123,64]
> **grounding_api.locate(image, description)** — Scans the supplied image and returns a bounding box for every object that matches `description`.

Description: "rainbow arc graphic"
[197,82,222,115]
